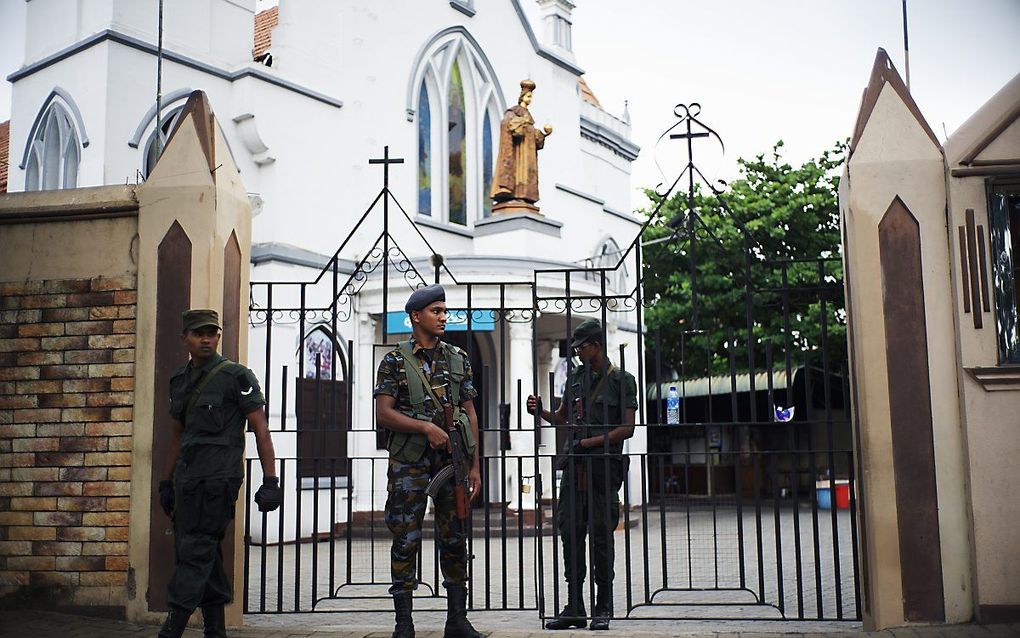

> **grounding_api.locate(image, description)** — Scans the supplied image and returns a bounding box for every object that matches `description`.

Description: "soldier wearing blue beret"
[375,285,484,638]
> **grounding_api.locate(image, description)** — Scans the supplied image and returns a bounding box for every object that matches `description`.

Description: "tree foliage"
[640,140,848,379]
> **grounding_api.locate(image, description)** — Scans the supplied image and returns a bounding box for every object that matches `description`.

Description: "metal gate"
[242,105,861,622]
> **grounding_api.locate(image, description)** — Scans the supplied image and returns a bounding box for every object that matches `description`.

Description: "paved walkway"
[1,610,1018,638]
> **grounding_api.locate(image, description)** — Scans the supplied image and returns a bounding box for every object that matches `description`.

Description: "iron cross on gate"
[368,145,405,192]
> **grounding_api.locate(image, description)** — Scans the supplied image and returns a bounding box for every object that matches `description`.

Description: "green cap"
[570,318,603,348]
[182,309,221,333]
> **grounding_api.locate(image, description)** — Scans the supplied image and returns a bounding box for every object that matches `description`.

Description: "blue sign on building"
[385,310,496,334]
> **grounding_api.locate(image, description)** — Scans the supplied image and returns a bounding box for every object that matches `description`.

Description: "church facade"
[4,0,644,541]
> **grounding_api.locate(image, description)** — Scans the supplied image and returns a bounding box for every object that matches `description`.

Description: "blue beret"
[405,284,446,313]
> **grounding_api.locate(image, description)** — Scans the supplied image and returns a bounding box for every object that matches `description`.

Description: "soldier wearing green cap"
[156,309,282,638]
[527,318,637,630]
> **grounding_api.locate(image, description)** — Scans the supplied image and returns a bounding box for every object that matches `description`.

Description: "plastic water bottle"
[666,386,680,425]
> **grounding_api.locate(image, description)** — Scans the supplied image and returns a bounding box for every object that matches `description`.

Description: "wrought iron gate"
[242,106,861,622]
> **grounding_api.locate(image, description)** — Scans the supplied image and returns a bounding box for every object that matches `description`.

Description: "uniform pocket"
[191,393,227,435]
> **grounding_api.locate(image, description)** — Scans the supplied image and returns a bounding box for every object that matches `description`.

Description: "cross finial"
[368,146,405,190]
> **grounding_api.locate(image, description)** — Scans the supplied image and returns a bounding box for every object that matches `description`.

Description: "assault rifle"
[554,382,586,472]
[424,382,471,520]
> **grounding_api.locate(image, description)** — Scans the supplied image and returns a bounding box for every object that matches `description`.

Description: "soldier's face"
[413,302,448,336]
[183,326,221,360]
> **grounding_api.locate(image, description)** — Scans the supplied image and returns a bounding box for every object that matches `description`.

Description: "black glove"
[254,476,282,512]
[158,480,174,518]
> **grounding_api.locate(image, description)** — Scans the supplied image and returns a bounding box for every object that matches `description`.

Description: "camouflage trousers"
[385,447,468,595]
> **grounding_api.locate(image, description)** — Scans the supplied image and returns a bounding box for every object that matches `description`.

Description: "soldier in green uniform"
[374,284,484,638]
[156,309,283,638]
[527,319,636,631]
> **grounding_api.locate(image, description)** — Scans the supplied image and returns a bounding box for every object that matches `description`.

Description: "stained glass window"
[304,329,334,379]
[417,82,432,216]
[483,110,494,218]
[448,61,467,226]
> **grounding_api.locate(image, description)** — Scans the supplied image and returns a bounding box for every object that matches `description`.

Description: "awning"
[647,368,796,401]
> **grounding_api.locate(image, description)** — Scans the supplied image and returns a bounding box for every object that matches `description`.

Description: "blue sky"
[2,0,1018,209]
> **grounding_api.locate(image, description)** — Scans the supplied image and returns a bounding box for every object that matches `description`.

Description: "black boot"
[157,607,193,638]
[392,591,415,638]
[589,587,611,631]
[444,584,484,638]
[544,586,586,630]
[201,605,227,638]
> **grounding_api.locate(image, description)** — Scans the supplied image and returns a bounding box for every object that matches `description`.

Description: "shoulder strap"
[590,364,616,403]
[184,359,232,419]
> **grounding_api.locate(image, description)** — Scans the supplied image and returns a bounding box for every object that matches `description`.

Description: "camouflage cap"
[570,318,604,348]
[405,284,446,313]
[182,308,221,333]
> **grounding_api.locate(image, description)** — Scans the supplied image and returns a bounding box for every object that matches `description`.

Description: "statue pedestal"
[492,199,541,216]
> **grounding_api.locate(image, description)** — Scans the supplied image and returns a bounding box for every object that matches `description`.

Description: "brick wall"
[0,275,137,608]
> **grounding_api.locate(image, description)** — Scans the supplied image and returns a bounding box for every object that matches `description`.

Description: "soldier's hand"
[254,476,282,512]
[158,480,174,518]
[468,465,482,503]
[526,395,542,416]
[425,423,451,451]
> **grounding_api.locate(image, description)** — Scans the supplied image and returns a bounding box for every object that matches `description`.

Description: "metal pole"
[902,0,911,91]
[155,0,165,157]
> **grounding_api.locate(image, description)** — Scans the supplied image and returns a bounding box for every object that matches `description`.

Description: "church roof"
[0,120,9,194]
[578,77,601,108]
[253,6,278,61]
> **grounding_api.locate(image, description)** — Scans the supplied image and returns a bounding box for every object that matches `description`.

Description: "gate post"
[128,91,253,628]
[840,51,972,629]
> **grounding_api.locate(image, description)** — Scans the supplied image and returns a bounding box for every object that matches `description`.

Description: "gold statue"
[491,79,553,214]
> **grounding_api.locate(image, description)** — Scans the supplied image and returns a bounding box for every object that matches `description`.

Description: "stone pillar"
[508,320,537,511]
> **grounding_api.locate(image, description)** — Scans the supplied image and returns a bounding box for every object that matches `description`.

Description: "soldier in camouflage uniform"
[374,284,484,638]
[527,319,636,631]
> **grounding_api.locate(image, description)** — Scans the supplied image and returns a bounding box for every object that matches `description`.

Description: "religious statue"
[490,79,553,215]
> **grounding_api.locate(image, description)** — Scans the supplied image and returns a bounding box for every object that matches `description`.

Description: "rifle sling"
[184,359,232,423]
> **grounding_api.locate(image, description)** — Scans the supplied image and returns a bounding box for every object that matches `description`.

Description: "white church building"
[2,0,646,542]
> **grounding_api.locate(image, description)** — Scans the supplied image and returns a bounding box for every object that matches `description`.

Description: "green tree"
[641,140,848,379]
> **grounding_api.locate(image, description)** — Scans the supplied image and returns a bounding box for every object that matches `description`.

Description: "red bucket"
[834,480,850,509]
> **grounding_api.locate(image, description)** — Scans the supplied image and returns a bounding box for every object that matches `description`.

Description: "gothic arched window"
[143,106,185,178]
[24,101,82,192]
[410,29,505,226]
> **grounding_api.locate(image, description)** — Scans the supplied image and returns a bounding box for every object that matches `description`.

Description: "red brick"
[85,392,133,408]
[0,453,35,468]
[113,291,136,305]
[104,527,129,541]
[56,526,105,542]
[84,452,131,467]
[112,319,136,334]
[64,320,115,336]
[36,423,84,437]
[11,467,58,482]
[33,511,81,526]
[55,556,105,571]
[63,349,112,364]
[10,496,57,510]
[42,280,91,294]
[117,305,136,319]
[0,366,40,381]
[107,436,132,451]
[0,282,42,295]
[89,334,134,349]
[12,437,57,452]
[18,323,64,337]
[59,437,107,452]
[59,467,107,482]
[0,296,20,310]
[34,482,83,497]
[83,481,130,497]
[0,395,38,409]
[15,380,62,394]
[39,394,86,408]
[13,408,61,423]
[66,292,116,307]
[0,338,40,353]
[106,466,131,481]
[85,422,131,437]
[41,307,89,321]
[80,571,127,586]
[81,541,126,556]
[40,336,87,351]
[21,295,67,309]
[112,349,135,363]
[35,452,84,467]
[0,512,33,525]
[91,276,136,291]
[63,379,110,393]
[0,540,33,555]
[40,365,89,380]
[56,497,105,512]
[8,526,56,541]
[110,407,132,422]
[61,407,111,422]
[105,497,130,512]
[15,351,62,365]
[87,363,134,378]
[83,512,129,526]
[6,556,54,570]
[105,555,129,571]
[109,378,134,392]
[88,306,120,320]
[0,483,33,497]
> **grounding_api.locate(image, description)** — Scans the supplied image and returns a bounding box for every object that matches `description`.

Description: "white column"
[353,312,379,513]
[508,321,537,510]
